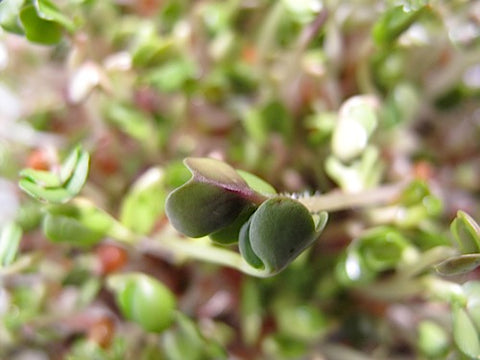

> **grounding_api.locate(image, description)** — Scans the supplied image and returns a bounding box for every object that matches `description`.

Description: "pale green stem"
[138,226,271,278]
[298,182,407,213]
[256,1,285,93]
[0,253,41,277]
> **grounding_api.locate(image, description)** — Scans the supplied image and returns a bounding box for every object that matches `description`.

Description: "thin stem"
[138,226,271,278]
[297,182,407,213]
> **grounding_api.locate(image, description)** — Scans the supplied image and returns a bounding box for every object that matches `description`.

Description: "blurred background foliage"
[1,0,480,359]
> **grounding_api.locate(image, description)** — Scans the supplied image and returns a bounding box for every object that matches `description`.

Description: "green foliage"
[3,0,480,358]
[108,273,176,333]
[19,146,90,203]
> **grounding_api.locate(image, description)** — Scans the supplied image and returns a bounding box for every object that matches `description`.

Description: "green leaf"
[108,273,176,333]
[19,179,72,203]
[356,227,410,272]
[63,149,90,196]
[452,305,480,358]
[33,0,75,31]
[243,100,293,145]
[236,169,277,196]
[19,168,61,188]
[166,181,250,238]
[120,167,167,235]
[19,4,63,45]
[105,103,158,147]
[0,222,22,267]
[0,0,25,34]
[184,158,259,200]
[209,205,256,245]
[43,213,105,246]
[165,158,266,238]
[60,146,81,183]
[372,5,426,47]
[451,211,480,254]
[417,320,449,358]
[436,254,480,276]
[162,313,227,360]
[144,59,196,92]
[239,197,322,274]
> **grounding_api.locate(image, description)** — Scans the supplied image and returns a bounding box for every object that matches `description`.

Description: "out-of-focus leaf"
[436,254,480,276]
[18,179,72,203]
[353,227,410,272]
[331,95,378,162]
[452,305,480,358]
[19,146,90,203]
[105,103,158,148]
[451,211,480,254]
[243,100,293,145]
[63,149,90,196]
[417,320,449,358]
[241,278,263,345]
[0,0,25,34]
[0,222,22,267]
[144,59,196,93]
[120,167,167,235]
[43,212,106,247]
[162,313,227,360]
[275,303,327,342]
[108,273,176,333]
[19,5,63,45]
[372,5,426,47]
[19,168,61,188]
[33,0,75,31]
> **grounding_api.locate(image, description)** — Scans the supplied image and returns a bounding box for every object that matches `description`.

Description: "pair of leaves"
[165,158,327,275]
[19,146,90,204]
[435,211,480,276]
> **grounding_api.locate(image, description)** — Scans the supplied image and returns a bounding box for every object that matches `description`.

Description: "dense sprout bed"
[1,1,480,359]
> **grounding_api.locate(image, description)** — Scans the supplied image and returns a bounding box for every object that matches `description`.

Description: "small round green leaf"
[108,273,176,333]
[239,197,320,274]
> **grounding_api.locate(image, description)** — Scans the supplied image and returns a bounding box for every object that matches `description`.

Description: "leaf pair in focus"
[165,158,328,275]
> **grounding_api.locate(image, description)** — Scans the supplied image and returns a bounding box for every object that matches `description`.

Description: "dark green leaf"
[166,181,250,238]
[239,197,321,274]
